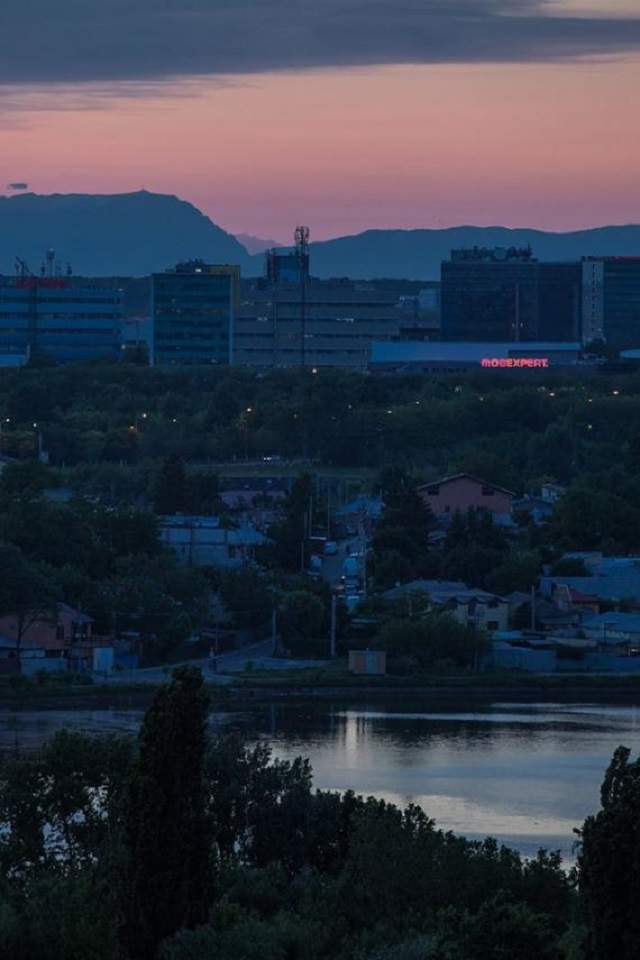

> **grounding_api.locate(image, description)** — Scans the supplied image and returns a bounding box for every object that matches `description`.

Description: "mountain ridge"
[2,190,640,279]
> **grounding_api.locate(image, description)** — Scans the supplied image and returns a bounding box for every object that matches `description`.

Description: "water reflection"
[2,699,640,861]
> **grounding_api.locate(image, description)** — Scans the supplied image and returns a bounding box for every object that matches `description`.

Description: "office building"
[0,271,122,363]
[152,261,240,365]
[582,257,640,346]
[441,247,581,342]
[234,277,408,369]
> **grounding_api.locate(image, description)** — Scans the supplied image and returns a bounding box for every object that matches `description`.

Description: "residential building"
[416,474,514,523]
[152,261,240,365]
[581,257,640,346]
[581,612,640,653]
[159,515,267,566]
[0,603,112,675]
[441,247,581,342]
[0,272,122,362]
[381,579,509,633]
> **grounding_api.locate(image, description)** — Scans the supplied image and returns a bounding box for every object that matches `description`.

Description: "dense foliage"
[0,668,598,960]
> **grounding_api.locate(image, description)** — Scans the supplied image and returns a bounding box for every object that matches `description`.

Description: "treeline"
[1,362,640,487]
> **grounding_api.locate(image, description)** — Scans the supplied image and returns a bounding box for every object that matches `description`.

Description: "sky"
[1,0,639,241]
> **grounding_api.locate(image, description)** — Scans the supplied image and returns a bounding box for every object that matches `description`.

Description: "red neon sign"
[481,357,549,369]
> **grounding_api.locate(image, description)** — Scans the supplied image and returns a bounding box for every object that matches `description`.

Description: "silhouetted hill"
[0,191,253,276]
[306,225,640,279]
[3,192,640,280]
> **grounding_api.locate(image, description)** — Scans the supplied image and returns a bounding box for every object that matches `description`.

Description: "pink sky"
[1,56,639,242]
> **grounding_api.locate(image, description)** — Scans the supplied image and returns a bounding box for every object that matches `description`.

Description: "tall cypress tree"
[120,667,213,960]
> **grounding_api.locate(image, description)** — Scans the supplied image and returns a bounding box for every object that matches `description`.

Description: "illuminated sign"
[481,357,549,369]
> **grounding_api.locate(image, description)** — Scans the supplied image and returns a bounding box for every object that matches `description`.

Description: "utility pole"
[530,583,536,631]
[330,593,337,659]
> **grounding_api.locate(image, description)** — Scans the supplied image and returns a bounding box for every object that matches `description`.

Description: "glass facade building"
[441,248,581,342]
[0,276,122,362]
[152,262,239,365]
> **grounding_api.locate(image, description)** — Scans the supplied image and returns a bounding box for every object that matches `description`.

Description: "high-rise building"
[441,247,581,342]
[0,272,122,362]
[152,261,240,365]
[582,257,640,346]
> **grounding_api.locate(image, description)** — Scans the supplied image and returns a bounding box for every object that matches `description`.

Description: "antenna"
[46,248,55,279]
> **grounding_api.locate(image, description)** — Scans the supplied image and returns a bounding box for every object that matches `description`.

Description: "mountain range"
[2,190,640,280]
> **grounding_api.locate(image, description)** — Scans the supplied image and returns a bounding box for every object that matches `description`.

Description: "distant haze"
[1,191,640,279]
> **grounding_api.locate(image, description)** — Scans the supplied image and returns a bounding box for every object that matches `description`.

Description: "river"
[2,698,640,862]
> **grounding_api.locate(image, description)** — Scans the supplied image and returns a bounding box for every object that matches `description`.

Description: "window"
[444,505,451,513]
[487,621,499,631]
[56,624,64,642]
[481,486,495,496]
[426,484,440,495]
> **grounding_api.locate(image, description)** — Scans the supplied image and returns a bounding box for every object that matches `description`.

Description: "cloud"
[0,0,639,86]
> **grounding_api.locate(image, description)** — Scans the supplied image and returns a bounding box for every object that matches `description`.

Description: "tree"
[484,551,541,595]
[279,590,326,656]
[577,746,640,960]
[372,471,434,585]
[0,544,59,671]
[377,613,486,671]
[120,667,214,960]
[153,455,188,515]
[0,459,55,502]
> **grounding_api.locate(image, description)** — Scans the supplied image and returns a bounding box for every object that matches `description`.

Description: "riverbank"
[3,668,640,710]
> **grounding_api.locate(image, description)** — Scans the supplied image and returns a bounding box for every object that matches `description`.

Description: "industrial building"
[0,253,122,363]
[369,340,584,374]
[152,261,240,365]
[441,247,582,343]
[582,257,640,346]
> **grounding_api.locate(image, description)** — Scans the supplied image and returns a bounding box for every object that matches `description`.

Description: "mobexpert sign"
[481,357,549,368]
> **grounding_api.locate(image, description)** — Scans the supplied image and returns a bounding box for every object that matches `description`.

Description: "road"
[100,638,330,686]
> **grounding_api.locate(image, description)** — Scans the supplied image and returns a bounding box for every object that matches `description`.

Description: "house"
[416,474,514,524]
[335,495,384,534]
[0,603,113,675]
[540,573,640,609]
[381,579,509,634]
[160,515,268,567]
[581,612,640,653]
[541,482,566,503]
[512,495,555,524]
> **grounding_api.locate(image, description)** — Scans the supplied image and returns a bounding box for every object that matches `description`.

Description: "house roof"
[58,603,92,624]
[335,496,384,519]
[416,473,516,498]
[382,579,467,601]
[382,579,506,604]
[582,612,640,633]
[541,575,640,603]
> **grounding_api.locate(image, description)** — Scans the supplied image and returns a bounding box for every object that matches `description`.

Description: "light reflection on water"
[2,699,640,861]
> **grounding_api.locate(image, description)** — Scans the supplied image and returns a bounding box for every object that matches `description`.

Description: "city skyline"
[1,1,640,241]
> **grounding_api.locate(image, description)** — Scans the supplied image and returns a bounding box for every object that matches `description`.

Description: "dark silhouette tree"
[120,666,214,960]
[153,455,188,515]
[578,745,640,960]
